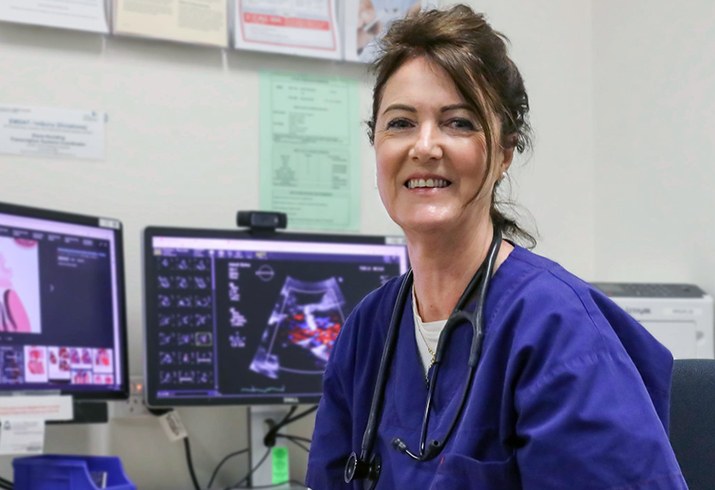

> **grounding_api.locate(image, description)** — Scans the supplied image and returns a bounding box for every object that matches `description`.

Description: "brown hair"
[368,5,536,247]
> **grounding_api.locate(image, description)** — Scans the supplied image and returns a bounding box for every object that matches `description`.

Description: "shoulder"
[490,247,607,332]
[492,247,673,411]
[494,246,633,337]
[489,245,667,370]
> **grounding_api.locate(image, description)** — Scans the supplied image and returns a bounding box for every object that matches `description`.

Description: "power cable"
[207,448,249,489]
[183,436,202,490]
[275,435,310,453]
[225,447,271,490]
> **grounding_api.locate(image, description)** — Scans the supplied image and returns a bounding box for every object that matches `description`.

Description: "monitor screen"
[0,202,128,399]
[144,227,409,407]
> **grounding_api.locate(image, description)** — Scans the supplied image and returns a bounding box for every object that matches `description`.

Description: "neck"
[408,219,501,322]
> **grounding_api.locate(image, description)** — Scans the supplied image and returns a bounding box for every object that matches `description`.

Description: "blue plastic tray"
[13,455,136,490]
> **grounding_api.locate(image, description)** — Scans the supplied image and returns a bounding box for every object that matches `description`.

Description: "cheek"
[375,160,391,203]
[374,143,394,184]
[458,142,490,177]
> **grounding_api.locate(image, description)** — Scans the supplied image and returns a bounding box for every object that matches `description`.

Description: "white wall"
[455,0,594,277]
[593,1,715,294]
[0,0,594,487]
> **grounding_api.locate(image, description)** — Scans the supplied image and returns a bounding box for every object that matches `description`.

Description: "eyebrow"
[381,103,474,115]
[440,104,474,113]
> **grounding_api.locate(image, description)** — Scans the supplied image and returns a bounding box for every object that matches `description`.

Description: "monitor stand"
[47,400,108,425]
[248,406,293,489]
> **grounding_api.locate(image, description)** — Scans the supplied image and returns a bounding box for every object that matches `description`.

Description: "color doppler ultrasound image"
[250,276,345,380]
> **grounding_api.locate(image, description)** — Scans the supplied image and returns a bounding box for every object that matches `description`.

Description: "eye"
[447,118,478,131]
[385,118,414,130]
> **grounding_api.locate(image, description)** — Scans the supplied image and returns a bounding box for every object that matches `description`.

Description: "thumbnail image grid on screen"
[145,232,408,406]
[0,206,126,397]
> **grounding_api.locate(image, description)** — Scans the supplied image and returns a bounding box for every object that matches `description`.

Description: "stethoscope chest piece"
[345,452,381,489]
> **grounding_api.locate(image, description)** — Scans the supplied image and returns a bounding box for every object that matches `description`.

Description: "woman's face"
[374,57,511,237]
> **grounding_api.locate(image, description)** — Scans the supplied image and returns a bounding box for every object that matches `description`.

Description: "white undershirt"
[412,286,448,375]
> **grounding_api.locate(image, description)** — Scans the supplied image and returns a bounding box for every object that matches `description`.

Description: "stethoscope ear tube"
[346,270,414,483]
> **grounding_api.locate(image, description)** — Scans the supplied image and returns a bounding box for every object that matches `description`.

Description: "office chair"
[669,359,715,490]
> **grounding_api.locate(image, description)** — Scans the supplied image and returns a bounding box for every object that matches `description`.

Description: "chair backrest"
[670,358,715,490]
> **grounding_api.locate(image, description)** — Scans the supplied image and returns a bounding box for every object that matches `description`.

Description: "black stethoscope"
[344,227,503,489]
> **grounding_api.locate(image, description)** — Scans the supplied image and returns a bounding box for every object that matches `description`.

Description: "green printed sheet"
[260,71,361,232]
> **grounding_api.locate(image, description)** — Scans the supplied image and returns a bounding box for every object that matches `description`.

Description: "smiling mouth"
[405,178,451,189]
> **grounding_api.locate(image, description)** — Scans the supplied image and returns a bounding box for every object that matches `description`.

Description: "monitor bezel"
[0,201,130,400]
[143,225,407,408]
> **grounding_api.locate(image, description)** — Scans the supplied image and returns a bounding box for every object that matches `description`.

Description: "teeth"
[407,179,449,189]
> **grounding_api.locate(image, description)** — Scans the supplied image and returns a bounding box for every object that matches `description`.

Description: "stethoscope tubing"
[347,226,503,484]
[416,231,502,460]
[359,268,414,462]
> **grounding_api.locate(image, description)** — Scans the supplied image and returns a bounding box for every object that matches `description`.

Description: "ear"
[500,146,514,174]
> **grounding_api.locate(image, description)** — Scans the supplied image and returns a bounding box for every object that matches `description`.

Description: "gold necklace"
[417,325,436,367]
[414,285,436,385]
[416,319,436,385]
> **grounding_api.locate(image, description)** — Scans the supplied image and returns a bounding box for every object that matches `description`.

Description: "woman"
[307,5,686,489]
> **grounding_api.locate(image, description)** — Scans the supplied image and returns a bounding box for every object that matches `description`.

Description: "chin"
[397,213,458,236]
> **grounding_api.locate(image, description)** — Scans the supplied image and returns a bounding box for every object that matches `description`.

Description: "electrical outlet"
[110,376,151,419]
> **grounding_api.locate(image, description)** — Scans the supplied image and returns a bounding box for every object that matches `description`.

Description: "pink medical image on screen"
[93,348,114,374]
[72,369,92,385]
[0,237,42,334]
[48,346,72,380]
[23,345,48,383]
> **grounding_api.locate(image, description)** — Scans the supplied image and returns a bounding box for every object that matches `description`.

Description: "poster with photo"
[48,347,71,380]
[0,237,42,334]
[234,0,341,60]
[343,0,436,63]
[23,346,48,383]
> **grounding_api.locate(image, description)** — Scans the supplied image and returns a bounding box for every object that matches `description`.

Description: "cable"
[0,475,13,490]
[146,407,200,490]
[184,436,202,490]
[225,447,271,490]
[263,405,318,448]
[281,405,318,426]
[275,435,310,453]
[207,448,249,489]
[221,405,317,490]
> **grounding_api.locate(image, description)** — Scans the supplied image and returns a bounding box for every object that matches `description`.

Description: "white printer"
[591,283,714,359]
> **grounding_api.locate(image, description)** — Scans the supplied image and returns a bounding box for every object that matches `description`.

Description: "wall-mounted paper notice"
[0,419,45,455]
[113,0,228,48]
[0,105,106,160]
[260,72,361,232]
[234,0,340,60]
[344,0,436,63]
[0,0,109,33]
[0,395,73,421]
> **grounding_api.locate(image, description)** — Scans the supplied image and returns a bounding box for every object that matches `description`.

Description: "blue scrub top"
[306,246,688,489]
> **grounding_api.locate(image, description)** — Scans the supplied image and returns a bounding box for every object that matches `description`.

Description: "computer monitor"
[0,202,129,400]
[143,227,409,407]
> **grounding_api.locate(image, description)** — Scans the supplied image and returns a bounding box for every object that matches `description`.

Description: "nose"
[409,123,443,162]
